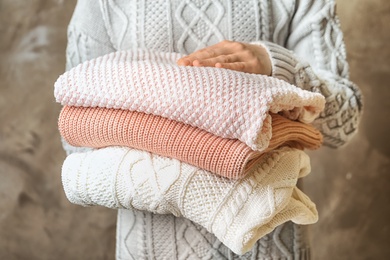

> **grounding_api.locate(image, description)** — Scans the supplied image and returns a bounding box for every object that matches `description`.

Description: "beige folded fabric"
[62,146,318,255]
[59,105,322,179]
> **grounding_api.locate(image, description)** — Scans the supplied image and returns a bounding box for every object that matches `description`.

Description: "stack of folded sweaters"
[54,49,325,255]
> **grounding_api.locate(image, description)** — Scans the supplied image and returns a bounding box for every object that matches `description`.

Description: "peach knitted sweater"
[59,106,323,179]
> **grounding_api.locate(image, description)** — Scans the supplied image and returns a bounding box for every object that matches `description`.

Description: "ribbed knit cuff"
[251,41,298,85]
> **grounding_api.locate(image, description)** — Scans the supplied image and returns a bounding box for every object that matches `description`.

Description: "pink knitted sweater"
[54,49,325,151]
[59,106,322,179]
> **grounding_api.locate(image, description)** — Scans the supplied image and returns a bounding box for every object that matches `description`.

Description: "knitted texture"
[62,146,318,255]
[59,106,323,179]
[116,211,312,260]
[67,0,362,147]
[54,49,325,151]
[63,1,363,259]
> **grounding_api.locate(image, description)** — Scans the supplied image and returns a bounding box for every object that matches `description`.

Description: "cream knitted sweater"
[62,146,318,255]
[64,0,363,259]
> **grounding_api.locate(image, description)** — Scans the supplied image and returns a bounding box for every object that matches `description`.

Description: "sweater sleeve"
[254,0,363,148]
[62,0,116,155]
[65,0,115,71]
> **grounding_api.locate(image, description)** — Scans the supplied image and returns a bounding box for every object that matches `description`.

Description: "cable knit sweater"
[64,0,363,259]
[62,146,318,255]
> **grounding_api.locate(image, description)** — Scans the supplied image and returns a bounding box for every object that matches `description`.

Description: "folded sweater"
[54,49,325,151]
[59,106,323,179]
[62,146,318,255]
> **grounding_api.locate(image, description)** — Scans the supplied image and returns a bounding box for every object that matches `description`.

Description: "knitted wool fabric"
[59,106,323,179]
[63,1,363,259]
[54,49,325,151]
[65,0,362,148]
[61,146,318,255]
[116,210,312,260]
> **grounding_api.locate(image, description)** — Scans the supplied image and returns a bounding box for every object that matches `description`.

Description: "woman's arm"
[259,0,362,148]
[178,0,362,148]
[65,0,115,71]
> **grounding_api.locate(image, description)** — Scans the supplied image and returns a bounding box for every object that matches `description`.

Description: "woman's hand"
[177,40,272,76]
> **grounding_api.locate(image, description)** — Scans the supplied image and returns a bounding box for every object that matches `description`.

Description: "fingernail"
[177,59,189,66]
[193,60,201,66]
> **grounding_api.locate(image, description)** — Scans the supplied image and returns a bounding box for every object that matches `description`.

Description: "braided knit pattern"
[54,49,325,151]
[62,1,363,259]
[62,146,318,255]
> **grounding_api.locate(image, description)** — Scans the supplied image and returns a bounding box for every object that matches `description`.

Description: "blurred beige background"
[0,0,389,259]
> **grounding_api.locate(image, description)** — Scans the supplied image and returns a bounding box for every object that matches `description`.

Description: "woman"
[63,0,362,259]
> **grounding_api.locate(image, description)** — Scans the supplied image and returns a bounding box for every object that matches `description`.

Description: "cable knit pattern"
[63,0,363,258]
[62,146,318,255]
[55,49,325,151]
[66,0,362,149]
[258,39,362,148]
[256,1,363,147]
[175,0,225,53]
[59,106,323,179]
[116,211,311,259]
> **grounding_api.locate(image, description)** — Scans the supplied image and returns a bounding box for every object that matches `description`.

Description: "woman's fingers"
[193,54,238,67]
[177,40,272,75]
[178,43,232,66]
[215,62,248,73]
[177,40,241,66]
[177,58,191,66]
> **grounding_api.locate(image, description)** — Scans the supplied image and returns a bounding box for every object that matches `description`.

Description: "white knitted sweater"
[64,0,363,259]
[62,146,318,255]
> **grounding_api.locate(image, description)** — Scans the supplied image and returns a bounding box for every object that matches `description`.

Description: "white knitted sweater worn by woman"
[64,0,362,259]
